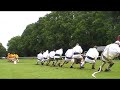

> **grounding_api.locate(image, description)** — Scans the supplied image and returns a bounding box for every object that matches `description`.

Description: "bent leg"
[105,60,114,72]
[60,61,66,67]
[46,60,50,66]
[92,63,95,69]
[98,61,106,71]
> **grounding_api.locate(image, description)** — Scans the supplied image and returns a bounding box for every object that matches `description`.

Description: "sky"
[0,11,51,49]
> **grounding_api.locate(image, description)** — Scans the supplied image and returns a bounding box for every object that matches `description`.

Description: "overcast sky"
[0,11,51,49]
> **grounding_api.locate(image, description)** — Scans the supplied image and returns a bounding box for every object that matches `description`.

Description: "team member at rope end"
[98,40,120,72]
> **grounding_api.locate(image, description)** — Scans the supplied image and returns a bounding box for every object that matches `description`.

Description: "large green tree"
[7,11,120,56]
[7,36,23,56]
[0,43,7,57]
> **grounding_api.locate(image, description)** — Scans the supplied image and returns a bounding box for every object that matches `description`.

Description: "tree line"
[1,11,120,57]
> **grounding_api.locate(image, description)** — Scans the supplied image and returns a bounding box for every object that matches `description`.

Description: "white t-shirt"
[102,43,120,60]
[43,50,49,59]
[86,48,99,60]
[65,49,74,58]
[49,51,55,58]
[72,45,83,54]
[55,48,63,56]
[54,48,63,59]
[37,53,43,60]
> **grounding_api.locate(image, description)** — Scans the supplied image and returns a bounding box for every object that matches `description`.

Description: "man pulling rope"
[92,40,120,78]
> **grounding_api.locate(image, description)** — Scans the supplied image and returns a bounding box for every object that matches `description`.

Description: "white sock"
[81,61,85,67]
[14,61,17,64]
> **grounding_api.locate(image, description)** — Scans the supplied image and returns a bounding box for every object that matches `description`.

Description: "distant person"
[15,54,19,62]
[46,49,56,66]
[53,48,63,66]
[36,51,43,65]
[41,50,49,65]
[7,53,18,64]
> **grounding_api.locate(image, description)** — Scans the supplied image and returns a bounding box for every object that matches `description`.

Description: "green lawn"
[0,59,120,79]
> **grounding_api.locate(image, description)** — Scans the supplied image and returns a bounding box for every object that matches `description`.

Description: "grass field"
[0,59,120,79]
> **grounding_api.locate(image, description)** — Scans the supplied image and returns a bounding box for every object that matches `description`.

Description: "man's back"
[65,49,74,57]
[55,48,63,56]
[49,51,55,58]
[86,48,99,59]
[103,43,120,59]
[73,45,83,54]
[37,53,43,60]
[43,50,49,58]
